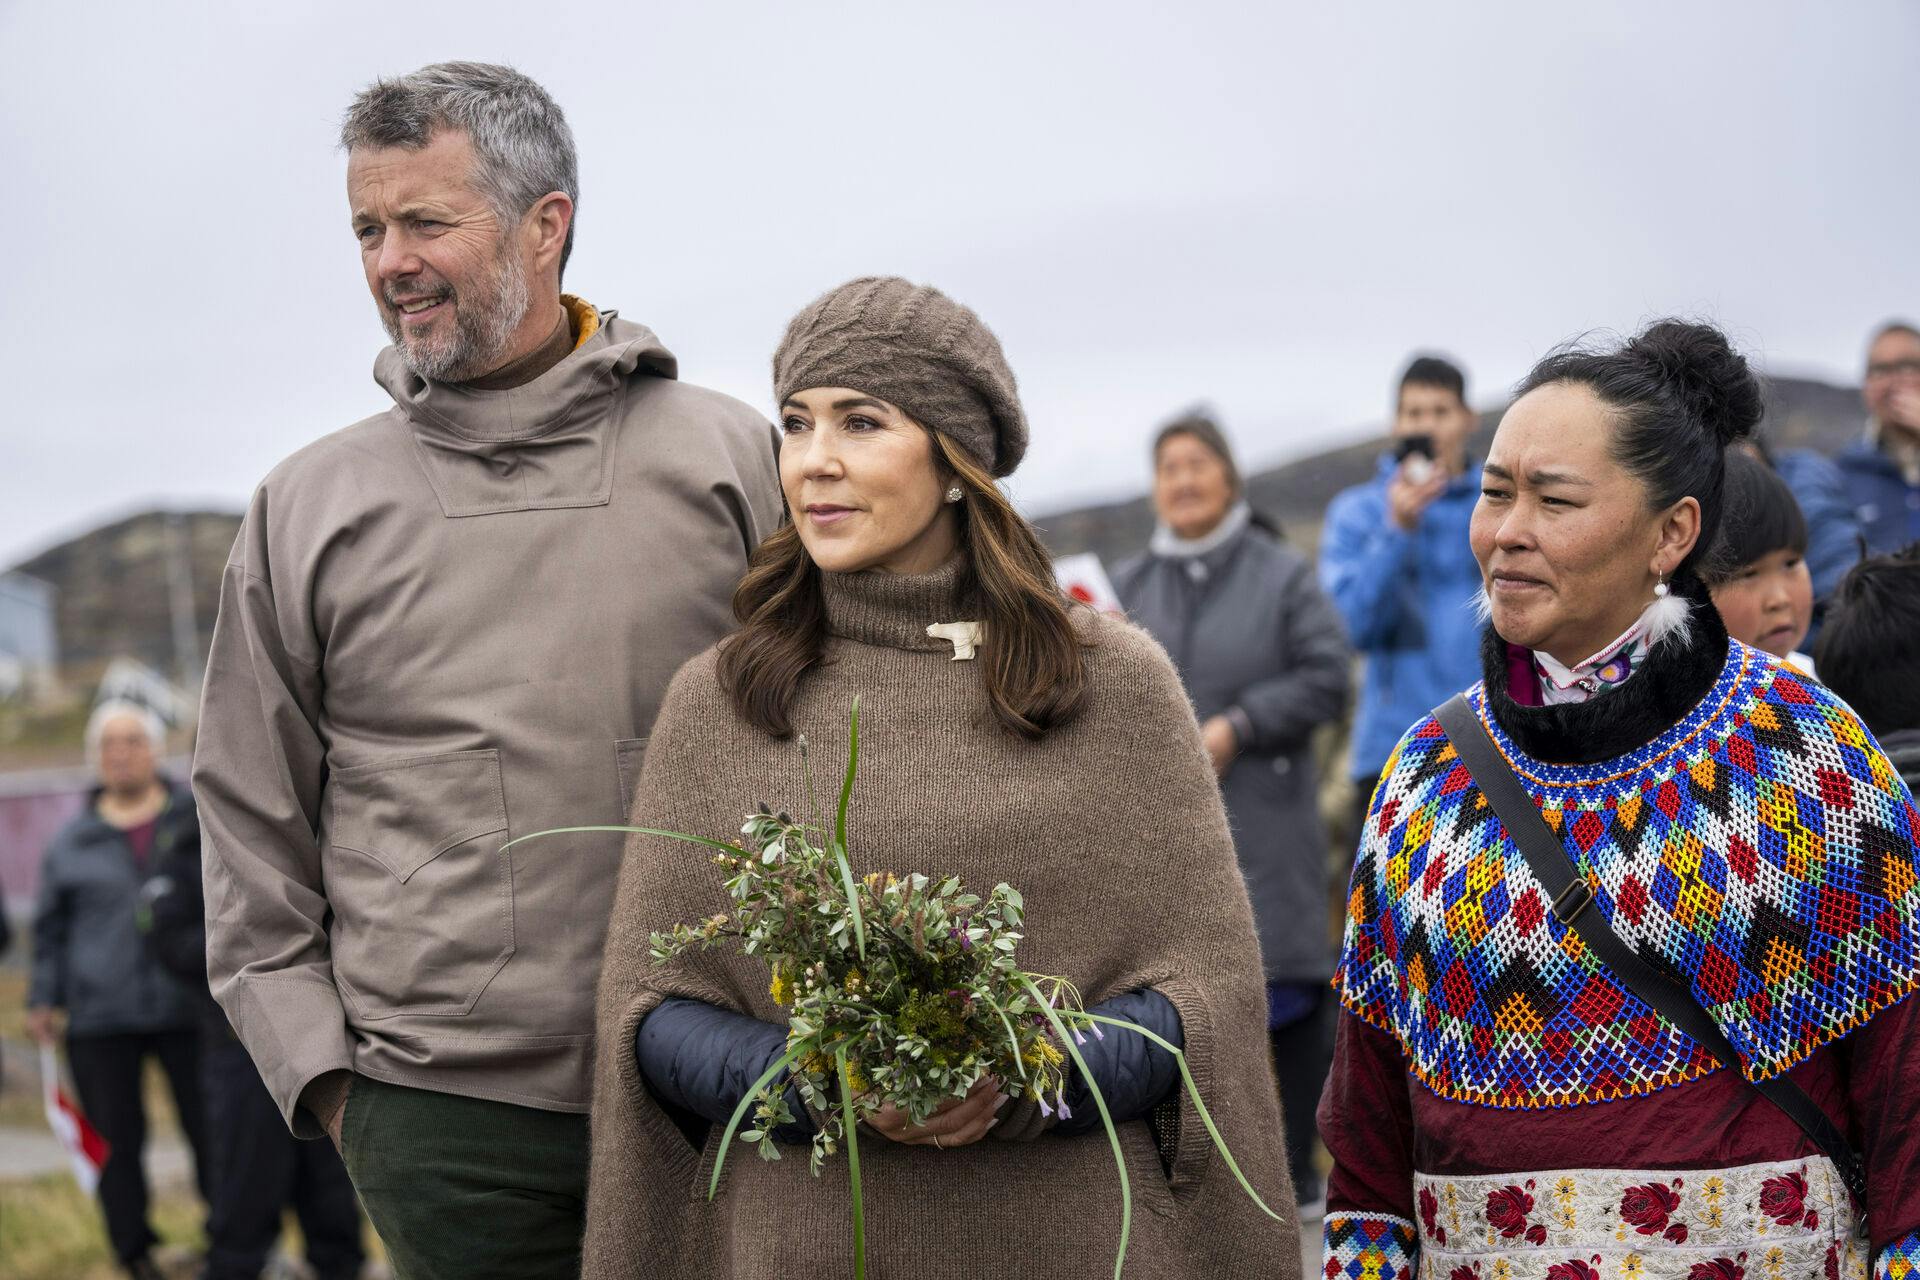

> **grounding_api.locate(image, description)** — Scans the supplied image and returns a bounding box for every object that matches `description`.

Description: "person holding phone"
[1772,319,1920,635]
[1318,356,1484,834]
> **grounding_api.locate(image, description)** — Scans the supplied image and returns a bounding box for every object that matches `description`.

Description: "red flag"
[40,1045,110,1195]
[1051,553,1124,615]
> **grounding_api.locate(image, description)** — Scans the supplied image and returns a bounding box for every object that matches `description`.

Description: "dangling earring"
[1643,573,1693,648]
[945,486,963,504]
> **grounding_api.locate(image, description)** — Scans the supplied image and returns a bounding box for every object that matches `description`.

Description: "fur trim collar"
[1478,575,1730,765]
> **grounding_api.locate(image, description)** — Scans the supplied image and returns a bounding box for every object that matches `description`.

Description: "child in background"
[1815,543,1920,789]
[1705,450,1816,672]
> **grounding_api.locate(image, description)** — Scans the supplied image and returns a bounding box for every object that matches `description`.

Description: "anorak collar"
[372,304,678,517]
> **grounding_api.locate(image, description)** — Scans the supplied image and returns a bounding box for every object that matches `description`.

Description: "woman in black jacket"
[27,701,208,1279]
[1112,411,1352,1211]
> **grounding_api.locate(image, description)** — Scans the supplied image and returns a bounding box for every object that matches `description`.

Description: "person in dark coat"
[144,792,367,1280]
[27,701,210,1280]
[1112,411,1352,1211]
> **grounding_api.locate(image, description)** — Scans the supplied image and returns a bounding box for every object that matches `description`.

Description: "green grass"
[0,967,28,1043]
[0,1172,205,1280]
[0,954,386,1276]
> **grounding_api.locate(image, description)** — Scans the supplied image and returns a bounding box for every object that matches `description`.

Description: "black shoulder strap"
[1433,693,1868,1213]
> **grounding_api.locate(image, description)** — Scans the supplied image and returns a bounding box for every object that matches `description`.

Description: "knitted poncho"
[1336,638,1920,1111]
[581,560,1296,1279]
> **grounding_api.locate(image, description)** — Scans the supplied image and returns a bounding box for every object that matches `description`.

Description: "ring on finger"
[933,1133,943,1149]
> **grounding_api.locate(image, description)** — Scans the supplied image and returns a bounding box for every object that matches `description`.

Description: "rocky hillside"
[1033,373,1864,565]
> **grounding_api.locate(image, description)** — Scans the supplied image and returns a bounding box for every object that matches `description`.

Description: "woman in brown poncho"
[582,277,1298,1279]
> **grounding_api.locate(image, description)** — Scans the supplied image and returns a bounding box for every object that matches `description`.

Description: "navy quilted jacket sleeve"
[637,989,1183,1143]
[637,997,814,1144]
[1055,988,1184,1135]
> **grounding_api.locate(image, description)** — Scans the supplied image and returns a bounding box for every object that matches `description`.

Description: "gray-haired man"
[194,62,782,1277]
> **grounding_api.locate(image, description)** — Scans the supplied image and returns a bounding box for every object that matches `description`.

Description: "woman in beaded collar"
[1318,319,1920,1280]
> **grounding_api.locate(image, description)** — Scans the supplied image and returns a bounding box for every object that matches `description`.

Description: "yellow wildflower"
[769,970,793,1005]
[1021,1038,1065,1071]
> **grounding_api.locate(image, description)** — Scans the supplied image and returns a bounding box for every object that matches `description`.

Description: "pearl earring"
[1654,579,1670,598]
[945,486,963,504]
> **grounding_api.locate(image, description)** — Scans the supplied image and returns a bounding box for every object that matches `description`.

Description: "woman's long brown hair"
[716,430,1089,740]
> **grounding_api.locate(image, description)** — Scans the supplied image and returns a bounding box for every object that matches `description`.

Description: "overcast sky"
[3,1,1916,568]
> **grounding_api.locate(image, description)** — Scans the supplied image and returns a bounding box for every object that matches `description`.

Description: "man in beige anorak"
[193,62,781,1278]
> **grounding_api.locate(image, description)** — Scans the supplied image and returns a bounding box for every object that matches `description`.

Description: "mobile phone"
[1394,434,1436,484]
[1392,434,1435,464]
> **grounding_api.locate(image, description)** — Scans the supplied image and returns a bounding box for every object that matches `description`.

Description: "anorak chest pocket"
[325,749,513,1019]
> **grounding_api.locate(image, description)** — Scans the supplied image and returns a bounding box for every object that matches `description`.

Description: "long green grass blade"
[709,1044,804,1201]
[832,700,867,962]
[837,1049,867,1280]
[833,844,867,963]
[1073,1011,1284,1222]
[1020,976,1131,1278]
[835,698,860,852]
[993,1005,1030,1082]
[501,825,743,856]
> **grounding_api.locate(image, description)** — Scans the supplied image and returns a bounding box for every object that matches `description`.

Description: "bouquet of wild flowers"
[511,700,1280,1279]
[652,802,1079,1176]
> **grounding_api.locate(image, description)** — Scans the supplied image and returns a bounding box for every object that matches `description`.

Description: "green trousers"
[340,1074,588,1280]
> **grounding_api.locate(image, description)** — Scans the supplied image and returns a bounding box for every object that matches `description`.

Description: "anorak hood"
[371,307,680,517]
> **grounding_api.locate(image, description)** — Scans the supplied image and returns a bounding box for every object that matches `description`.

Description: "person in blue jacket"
[1779,319,1920,617]
[1318,356,1483,832]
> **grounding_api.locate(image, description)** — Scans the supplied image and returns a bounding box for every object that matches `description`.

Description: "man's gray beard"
[383,245,531,384]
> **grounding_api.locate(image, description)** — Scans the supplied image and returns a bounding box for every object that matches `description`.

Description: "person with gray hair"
[193,60,782,1278]
[29,701,211,1280]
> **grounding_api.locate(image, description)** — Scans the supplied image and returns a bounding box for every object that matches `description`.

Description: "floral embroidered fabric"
[1335,643,1920,1108]
[1409,1158,1865,1279]
[1324,1212,1419,1278]
[1533,626,1651,706]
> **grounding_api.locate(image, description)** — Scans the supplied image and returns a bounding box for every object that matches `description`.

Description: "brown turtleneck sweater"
[462,295,585,391]
[581,560,1297,1279]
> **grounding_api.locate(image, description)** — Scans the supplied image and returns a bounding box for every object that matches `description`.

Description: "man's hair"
[341,62,579,279]
[1815,542,1920,739]
[1870,319,1920,348]
[1398,354,1468,407]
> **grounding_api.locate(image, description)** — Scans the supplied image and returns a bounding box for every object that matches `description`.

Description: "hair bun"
[1626,320,1762,448]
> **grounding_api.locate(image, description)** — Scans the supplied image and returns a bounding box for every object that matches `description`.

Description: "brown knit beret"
[772,276,1029,478]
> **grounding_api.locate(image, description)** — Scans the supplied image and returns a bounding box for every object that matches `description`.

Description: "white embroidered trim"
[1412,1157,1865,1279]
